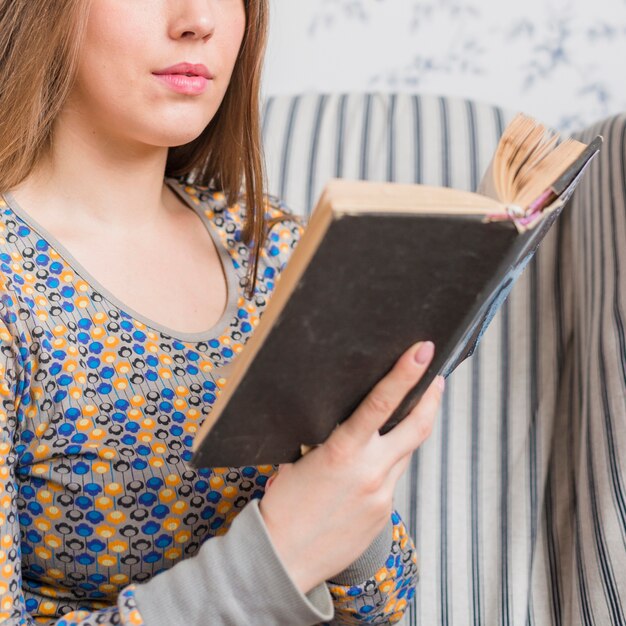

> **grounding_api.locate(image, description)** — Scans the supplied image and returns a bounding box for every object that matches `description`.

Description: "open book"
[190,114,602,468]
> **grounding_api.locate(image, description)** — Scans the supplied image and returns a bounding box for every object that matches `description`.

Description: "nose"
[169,0,216,41]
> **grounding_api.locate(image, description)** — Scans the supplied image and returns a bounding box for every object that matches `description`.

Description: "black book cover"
[191,212,543,467]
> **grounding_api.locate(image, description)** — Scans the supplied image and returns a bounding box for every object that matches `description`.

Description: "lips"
[153,62,213,95]
[153,62,213,80]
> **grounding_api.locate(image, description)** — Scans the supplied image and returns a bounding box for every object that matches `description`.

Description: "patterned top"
[0,177,418,625]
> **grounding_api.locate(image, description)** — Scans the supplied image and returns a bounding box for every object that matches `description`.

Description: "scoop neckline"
[0,177,240,344]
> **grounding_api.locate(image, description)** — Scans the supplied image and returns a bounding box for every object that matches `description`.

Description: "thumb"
[334,341,435,449]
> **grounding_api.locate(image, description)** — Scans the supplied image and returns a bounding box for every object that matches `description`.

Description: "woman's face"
[65,0,246,149]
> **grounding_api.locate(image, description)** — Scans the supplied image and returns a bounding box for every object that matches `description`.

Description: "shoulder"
[261,193,305,264]
[167,176,304,229]
[0,196,33,310]
[168,176,305,263]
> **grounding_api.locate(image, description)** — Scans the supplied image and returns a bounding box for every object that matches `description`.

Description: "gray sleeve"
[327,517,394,585]
[133,498,334,626]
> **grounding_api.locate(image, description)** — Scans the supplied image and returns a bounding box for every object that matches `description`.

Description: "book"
[190,114,602,469]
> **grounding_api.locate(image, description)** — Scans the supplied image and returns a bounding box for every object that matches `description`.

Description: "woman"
[0,1,444,624]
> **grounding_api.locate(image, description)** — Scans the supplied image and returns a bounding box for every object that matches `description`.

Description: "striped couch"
[261,94,626,626]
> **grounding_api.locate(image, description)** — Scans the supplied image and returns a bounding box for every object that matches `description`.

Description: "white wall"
[263,0,626,131]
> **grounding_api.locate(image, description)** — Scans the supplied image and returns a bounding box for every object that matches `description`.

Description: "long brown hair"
[0,0,269,297]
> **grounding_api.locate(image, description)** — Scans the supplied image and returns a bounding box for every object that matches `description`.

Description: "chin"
[139,125,210,149]
[143,112,218,148]
[164,132,207,149]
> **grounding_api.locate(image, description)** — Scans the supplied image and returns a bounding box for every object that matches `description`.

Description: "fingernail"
[414,341,434,364]
[436,375,446,392]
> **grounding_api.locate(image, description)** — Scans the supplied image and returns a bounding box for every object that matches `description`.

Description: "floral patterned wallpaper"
[263,0,626,131]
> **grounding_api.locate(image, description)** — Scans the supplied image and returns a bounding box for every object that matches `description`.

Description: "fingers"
[380,375,444,460]
[332,341,435,450]
[379,378,444,493]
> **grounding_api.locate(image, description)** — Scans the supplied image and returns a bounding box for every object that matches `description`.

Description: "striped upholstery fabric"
[260,94,626,625]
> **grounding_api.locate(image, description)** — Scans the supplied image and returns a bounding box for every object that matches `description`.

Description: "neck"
[12,108,178,230]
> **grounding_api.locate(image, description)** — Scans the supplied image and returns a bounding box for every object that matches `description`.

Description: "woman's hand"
[259,340,444,594]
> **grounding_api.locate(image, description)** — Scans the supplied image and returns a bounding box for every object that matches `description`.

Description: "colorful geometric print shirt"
[0,177,418,625]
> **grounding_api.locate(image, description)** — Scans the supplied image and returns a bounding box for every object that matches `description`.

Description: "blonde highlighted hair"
[0,0,270,296]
